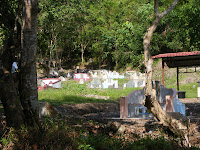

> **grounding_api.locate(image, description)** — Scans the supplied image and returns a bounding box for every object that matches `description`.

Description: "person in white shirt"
[11,62,18,73]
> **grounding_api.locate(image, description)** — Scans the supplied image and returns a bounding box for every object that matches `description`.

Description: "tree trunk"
[0,2,25,129]
[81,43,85,67]
[20,0,39,127]
[143,0,189,146]
[0,74,25,128]
[81,41,89,68]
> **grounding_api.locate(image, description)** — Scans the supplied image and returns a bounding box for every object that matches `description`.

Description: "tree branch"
[159,0,179,18]
[154,0,159,15]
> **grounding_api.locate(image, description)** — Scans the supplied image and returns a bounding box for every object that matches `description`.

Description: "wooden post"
[162,60,165,85]
[177,67,179,91]
[120,97,128,118]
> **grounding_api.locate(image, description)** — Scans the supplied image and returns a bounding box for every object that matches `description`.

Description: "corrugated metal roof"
[152,51,200,59]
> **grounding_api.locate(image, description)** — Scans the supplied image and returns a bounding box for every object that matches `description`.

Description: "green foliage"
[1,0,200,70]
[78,133,182,150]
[1,117,194,150]
[154,0,200,54]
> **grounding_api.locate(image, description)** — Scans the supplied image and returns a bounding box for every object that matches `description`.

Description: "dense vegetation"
[1,0,200,71]
[0,0,200,149]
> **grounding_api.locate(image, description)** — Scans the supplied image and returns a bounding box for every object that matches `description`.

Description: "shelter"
[152,51,200,91]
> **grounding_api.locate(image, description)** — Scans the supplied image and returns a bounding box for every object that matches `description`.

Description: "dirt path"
[53,98,200,147]
[1,98,200,147]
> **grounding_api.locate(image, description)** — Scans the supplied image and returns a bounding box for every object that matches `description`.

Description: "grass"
[166,82,198,98]
[152,60,200,98]
[38,80,141,105]
[38,77,199,106]
[2,76,200,149]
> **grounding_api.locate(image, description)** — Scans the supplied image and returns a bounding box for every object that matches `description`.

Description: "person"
[11,61,18,73]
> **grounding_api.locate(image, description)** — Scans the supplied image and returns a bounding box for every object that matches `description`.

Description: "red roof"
[152,51,200,59]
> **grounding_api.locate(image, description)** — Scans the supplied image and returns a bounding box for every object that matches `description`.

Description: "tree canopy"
[1,0,199,71]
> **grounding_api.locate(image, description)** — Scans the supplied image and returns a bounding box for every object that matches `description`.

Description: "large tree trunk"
[143,0,189,145]
[0,1,25,128]
[0,74,25,128]
[20,0,39,127]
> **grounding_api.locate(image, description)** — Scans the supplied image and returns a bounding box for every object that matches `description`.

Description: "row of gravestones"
[89,79,145,89]
[89,78,119,89]
[89,70,125,79]
[43,69,146,89]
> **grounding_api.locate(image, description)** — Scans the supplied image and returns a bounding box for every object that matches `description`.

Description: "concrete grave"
[120,83,186,118]
[74,73,90,81]
[126,71,145,80]
[59,76,66,81]
[90,78,119,89]
[89,78,101,88]
[41,78,62,89]
[88,70,121,89]
[124,71,145,88]
[124,79,145,88]
[198,87,200,98]
[89,70,124,79]
[49,69,59,78]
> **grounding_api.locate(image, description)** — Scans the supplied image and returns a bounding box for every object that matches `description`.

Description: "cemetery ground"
[1,80,200,149]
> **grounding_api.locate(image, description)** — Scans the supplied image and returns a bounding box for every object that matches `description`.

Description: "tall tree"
[20,0,39,126]
[0,0,39,128]
[0,0,25,128]
[143,0,189,145]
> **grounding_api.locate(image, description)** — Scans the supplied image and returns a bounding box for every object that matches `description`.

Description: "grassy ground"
[166,82,198,98]
[1,74,199,149]
[38,76,198,106]
[38,80,141,105]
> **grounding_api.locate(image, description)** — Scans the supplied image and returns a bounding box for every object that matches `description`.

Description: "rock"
[39,102,61,118]
[116,125,126,135]
[107,121,126,134]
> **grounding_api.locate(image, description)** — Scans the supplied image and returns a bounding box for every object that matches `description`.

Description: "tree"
[20,0,39,127]
[143,0,189,145]
[0,0,39,128]
[0,0,25,128]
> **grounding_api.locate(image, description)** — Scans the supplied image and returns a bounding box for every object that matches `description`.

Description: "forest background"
[1,0,199,72]
[0,0,200,149]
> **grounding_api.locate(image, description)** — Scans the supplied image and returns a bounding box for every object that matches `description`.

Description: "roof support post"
[177,67,179,91]
[162,60,165,85]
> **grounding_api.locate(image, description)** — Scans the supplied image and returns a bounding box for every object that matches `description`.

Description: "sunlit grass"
[38,80,141,105]
[166,82,198,98]
[38,77,199,106]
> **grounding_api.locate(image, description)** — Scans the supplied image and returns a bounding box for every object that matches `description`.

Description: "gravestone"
[126,88,150,118]
[90,78,101,88]
[79,79,84,84]
[114,80,118,88]
[121,84,186,118]
[41,78,62,89]
[125,80,135,88]
[159,85,173,103]
[74,73,90,81]
[165,95,173,112]
[198,87,200,98]
[125,80,145,88]
[173,97,186,116]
